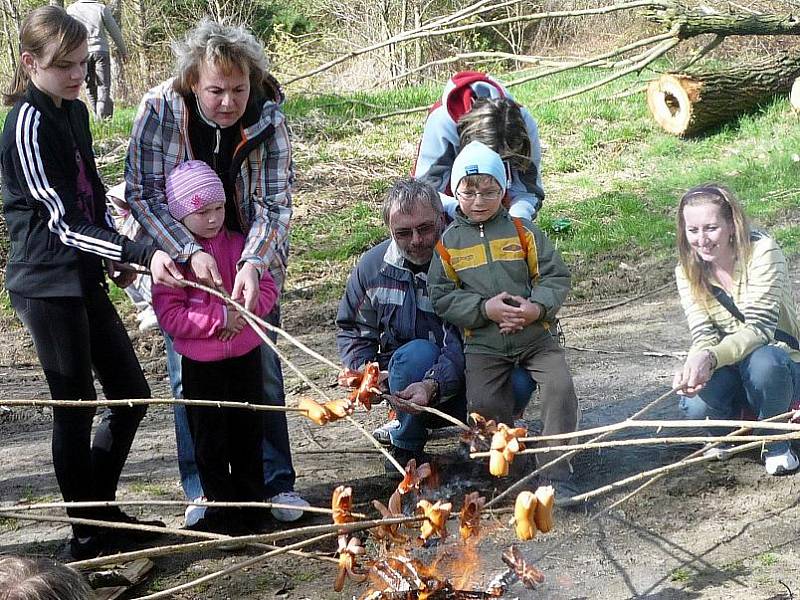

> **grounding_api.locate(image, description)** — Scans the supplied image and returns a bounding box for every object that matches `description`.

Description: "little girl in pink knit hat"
[152,160,278,536]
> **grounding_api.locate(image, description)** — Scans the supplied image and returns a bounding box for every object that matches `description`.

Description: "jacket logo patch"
[450,253,475,267]
[501,242,522,253]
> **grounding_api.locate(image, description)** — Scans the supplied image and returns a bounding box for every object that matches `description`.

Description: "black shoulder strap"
[710,285,799,351]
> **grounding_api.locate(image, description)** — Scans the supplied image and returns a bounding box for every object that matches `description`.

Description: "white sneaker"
[137,308,159,332]
[184,496,206,528]
[268,491,310,522]
[764,446,800,475]
[372,419,401,446]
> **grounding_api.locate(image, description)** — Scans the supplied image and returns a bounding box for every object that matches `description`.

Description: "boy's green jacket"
[428,207,571,356]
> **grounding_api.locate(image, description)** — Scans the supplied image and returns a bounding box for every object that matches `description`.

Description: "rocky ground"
[1,268,800,600]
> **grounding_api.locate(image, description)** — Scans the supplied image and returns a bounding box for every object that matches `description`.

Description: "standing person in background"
[126,19,309,525]
[414,71,545,221]
[673,183,800,475]
[66,0,127,119]
[1,6,176,559]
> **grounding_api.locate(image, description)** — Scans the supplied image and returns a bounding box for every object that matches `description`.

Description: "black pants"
[10,287,149,537]
[182,348,265,525]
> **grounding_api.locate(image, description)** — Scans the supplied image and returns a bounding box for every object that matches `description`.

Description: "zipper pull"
[479,223,485,238]
[213,128,221,171]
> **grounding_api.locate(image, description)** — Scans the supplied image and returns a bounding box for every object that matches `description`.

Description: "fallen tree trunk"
[792,78,800,112]
[647,50,800,136]
[644,1,800,38]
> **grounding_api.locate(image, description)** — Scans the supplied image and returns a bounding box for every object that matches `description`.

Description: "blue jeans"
[166,310,296,500]
[679,345,800,453]
[389,340,536,451]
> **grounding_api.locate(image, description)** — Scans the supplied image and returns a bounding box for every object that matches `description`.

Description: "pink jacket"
[152,229,278,362]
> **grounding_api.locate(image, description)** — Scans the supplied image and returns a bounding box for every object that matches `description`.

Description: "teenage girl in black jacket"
[0,6,181,559]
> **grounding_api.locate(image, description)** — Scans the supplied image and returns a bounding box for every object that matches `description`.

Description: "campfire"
[329,449,554,599]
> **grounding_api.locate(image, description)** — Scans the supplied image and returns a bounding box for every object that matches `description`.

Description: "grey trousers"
[466,334,578,468]
[86,51,113,119]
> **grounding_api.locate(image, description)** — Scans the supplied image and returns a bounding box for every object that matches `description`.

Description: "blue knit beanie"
[450,141,507,194]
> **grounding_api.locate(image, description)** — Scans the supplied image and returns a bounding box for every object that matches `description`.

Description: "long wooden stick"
[235,309,406,476]
[0,499,367,519]
[69,515,420,571]
[485,386,679,509]
[519,417,800,443]
[472,432,800,457]
[380,392,470,431]
[0,397,304,412]
[131,532,338,600]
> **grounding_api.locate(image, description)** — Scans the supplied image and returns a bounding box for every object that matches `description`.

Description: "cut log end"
[646,74,703,137]
[792,78,800,113]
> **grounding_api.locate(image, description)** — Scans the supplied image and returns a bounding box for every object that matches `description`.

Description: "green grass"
[2,66,799,310]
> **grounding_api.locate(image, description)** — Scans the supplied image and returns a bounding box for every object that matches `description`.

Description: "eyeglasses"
[391,222,439,240]
[456,190,503,202]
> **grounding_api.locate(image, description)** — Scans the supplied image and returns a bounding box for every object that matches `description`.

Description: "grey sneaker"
[701,442,737,461]
[268,491,310,522]
[373,419,401,446]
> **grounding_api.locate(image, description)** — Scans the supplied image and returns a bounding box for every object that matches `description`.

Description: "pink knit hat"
[166,160,226,221]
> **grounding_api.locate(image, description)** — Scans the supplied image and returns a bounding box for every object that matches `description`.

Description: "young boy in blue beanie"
[428,141,579,488]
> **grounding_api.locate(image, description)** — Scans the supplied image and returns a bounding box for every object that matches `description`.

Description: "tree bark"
[644,1,800,39]
[647,50,800,136]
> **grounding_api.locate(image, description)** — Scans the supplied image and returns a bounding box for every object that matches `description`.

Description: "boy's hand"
[485,292,524,324]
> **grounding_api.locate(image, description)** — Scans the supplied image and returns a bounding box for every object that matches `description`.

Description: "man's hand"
[232,263,260,313]
[150,250,183,287]
[390,380,437,415]
[190,251,223,289]
[673,350,716,395]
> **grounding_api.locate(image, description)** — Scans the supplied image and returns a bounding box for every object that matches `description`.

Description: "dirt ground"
[2,265,800,600]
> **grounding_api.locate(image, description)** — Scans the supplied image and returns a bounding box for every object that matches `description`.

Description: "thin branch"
[540,37,681,104]
[561,282,673,318]
[284,0,663,86]
[472,432,800,457]
[485,386,679,509]
[518,417,800,443]
[0,398,304,412]
[130,532,339,600]
[505,30,677,89]
[0,499,367,519]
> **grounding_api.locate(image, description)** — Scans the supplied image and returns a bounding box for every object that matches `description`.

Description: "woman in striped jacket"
[0,6,176,559]
[673,183,800,475]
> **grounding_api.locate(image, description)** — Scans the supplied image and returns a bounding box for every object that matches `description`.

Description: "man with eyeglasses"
[335,178,535,474]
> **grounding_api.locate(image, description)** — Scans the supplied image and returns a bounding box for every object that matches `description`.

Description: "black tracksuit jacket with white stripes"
[1,84,156,297]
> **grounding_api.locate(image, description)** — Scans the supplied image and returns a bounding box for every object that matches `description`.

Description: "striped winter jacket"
[676,231,800,368]
[335,239,465,401]
[1,85,155,297]
[125,78,293,290]
[428,207,570,356]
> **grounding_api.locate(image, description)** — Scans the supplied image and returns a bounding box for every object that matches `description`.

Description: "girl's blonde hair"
[2,6,87,106]
[172,19,279,101]
[676,183,752,301]
[457,97,531,173]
